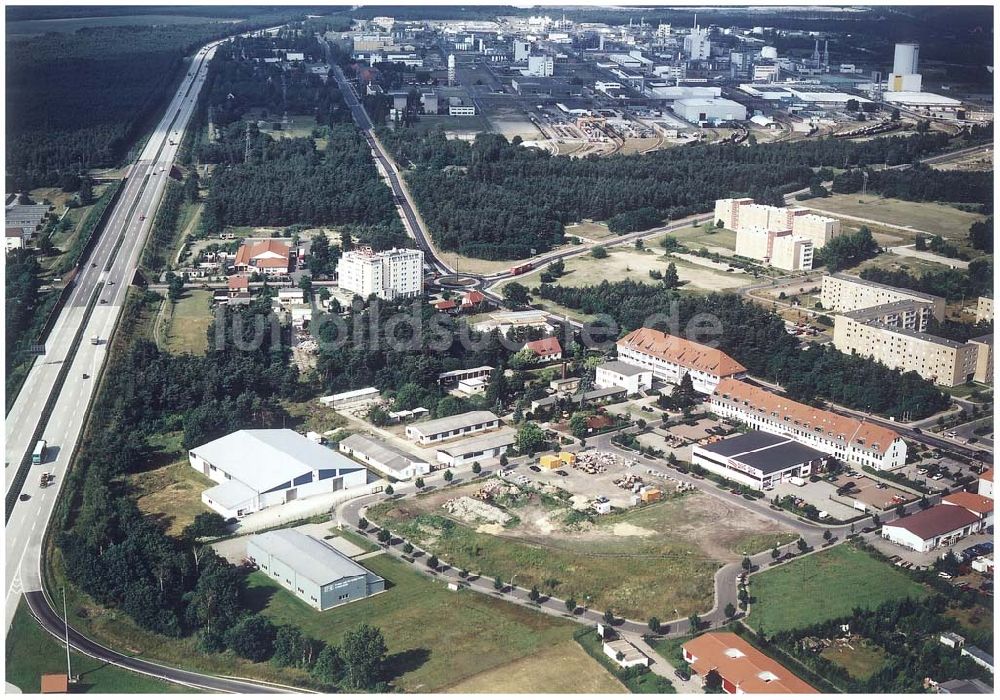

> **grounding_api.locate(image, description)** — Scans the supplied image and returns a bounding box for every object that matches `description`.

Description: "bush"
[225,615,277,662]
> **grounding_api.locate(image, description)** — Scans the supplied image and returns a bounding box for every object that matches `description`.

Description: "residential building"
[246,529,384,610]
[234,239,292,276]
[960,646,994,674]
[880,504,985,552]
[189,430,369,519]
[405,410,501,445]
[713,198,754,230]
[337,247,424,300]
[616,327,747,394]
[524,337,562,362]
[595,360,653,395]
[338,434,431,481]
[820,273,946,322]
[942,491,994,528]
[833,312,978,387]
[710,378,907,469]
[5,229,24,251]
[979,469,993,499]
[435,429,515,467]
[319,387,381,410]
[227,274,250,299]
[682,632,817,694]
[940,632,966,649]
[692,431,827,491]
[975,296,993,323]
[969,334,993,384]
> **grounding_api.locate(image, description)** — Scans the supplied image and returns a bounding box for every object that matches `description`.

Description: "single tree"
[797,538,808,552]
[565,597,577,613]
[822,529,832,542]
[426,554,439,570]
[725,602,737,619]
[471,462,482,474]
[443,470,453,482]
[414,477,425,489]
[688,613,701,632]
[604,608,615,625]
[741,556,752,571]
[377,528,390,544]
[402,542,414,554]
[494,575,503,591]
[529,585,540,602]
[311,645,345,685]
[358,517,368,530]
[384,484,394,495]
[648,617,661,634]
[225,614,277,662]
[340,624,387,690]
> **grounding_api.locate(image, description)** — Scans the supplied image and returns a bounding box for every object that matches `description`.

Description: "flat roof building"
[710,378,906,470]
[820,273,945,322]
[405,410,501,445]
[673,97,747,124]
[595,360,653,396]
[319,387,381,409]
[339,433,431,481]
[247,529,384,610]
[435,429,515,467]
[692,431,828,490]
[190,429,368,519]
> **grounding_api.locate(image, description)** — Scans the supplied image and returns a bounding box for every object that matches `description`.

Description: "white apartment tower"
[338,247,424,301]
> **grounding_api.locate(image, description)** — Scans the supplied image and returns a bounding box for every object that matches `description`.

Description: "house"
[595,360,653,395]
[691,431,827,491]
[5,228,24,251]
[942,491,994,528]
[616,327,747,394]
[337,247,423,300]
[227,274,250,299]
[461,290,488,310]
[189,429,369,519]
[277,287,305,305]
[682,632,817,694]
[40,674,69,694]
[880,504,985,552]
[246,529,384,610]
[434,299,458,312]
[319,387,380,410]
[338,433,431,480]
[979,469,993,499]
[524,337,562,362]
[602,638,650,669]
[234,239,291,276]
[711,378,907,470]
[405,410,501,445]
[435,429,515,467]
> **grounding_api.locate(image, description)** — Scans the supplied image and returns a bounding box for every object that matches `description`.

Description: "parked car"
[555,470,568,476]
[674,669,690,681]
[938,571,953,579]
[529,465,541,472]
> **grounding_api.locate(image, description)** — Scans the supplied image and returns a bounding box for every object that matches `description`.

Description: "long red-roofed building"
[616,327,746,394]
[234,239,291,276]
[682,632,817,694]
[710,378,907,469]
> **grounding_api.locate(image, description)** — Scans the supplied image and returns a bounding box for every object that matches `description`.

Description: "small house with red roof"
[524,337,562,362]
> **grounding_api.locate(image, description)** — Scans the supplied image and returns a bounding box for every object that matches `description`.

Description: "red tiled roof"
[683,633,817,694]
[525,337,562,356]
[713,378,902,456]
[886,504,982,540]
[235,239,290,267]
[981,469,994,483]
[435,299,458,310]
[228,275,249,291]
[943,491,994,516]
[619,327,746,377]
[463,290,486,305]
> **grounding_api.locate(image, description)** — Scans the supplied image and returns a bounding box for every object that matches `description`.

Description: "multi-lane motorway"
[4,35,301,693]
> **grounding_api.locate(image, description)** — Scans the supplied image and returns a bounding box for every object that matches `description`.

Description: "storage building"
[691,431,827,491]
[880,504,985,552]
[672,97,746,124]
[406,410,501,445]
[338,433,431,481]
[247,529,384,610]
[435,430,515,467]
[595,360,653,395]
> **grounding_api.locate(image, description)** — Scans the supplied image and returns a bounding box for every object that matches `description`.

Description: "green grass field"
[808,194,985,240]
[5,598,187,694]
[820,639,887,680]
[246,554,583,692]
[163,290,213,354]
[746,544,929,634]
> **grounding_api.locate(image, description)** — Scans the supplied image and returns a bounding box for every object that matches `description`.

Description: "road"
[5,33,302,695]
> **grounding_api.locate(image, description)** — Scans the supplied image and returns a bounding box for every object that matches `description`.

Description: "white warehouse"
[672,97,746,124]
[338,433,431,481]
[190,430,369,519]
[405,410,501,446]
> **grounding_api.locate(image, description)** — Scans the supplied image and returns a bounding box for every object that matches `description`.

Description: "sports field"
[745,544,929,634]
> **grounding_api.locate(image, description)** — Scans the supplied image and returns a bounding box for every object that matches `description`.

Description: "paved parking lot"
[212,522,365,565]
[831,473,913,511]
[667,417,722,442]
[772,479,858,520]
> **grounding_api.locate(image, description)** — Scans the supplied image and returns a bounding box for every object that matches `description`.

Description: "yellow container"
[641,488,662,503]
[559,451,576,465]
[540,455,561,470]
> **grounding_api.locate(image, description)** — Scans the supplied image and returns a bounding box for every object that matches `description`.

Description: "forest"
[537,281,949,419]
[379,126,989,260]
[5,15,302,190]
[859,259,993,302]
[833,165,993,207]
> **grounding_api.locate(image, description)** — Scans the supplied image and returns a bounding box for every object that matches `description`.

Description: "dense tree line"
[6,19,297,190]
[814,227,880,272]
[5,250,47,387]
[378,127,985,260]
[859,259,993,302]
[201,128,399,231]
[969,218,992,253]
[833,165,993,206]
[538,282,949,418]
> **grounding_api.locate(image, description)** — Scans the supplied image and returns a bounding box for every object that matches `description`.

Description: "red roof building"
[524,337,562,362]
[234,239,291,275]
[434,299,458,311]
[882,504,985,552]
[617,327,746,394]
[682,632,817,694]
[943,491,995,524]
[227,274,250,298]
[462,290,486,308]
[979,468,994,500]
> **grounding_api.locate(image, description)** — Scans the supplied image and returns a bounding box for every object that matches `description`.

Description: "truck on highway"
[91,336,100,345]
[509,262,534,276]
[40,472,53,488]
[32,440,47,465]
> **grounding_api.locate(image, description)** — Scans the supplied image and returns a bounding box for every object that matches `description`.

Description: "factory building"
[672,97,746,124]
[338,434,431,481]
[435,430,516,467]
[405,410,501,445]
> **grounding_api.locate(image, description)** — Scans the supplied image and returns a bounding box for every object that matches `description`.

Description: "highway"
[4,34,300,694]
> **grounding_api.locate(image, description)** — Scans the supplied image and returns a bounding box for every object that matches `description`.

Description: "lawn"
[807,193,984,240]
[5,597,187,694]
[819,638,887,680]
[669,224,738,252]
[369,490,794,620]
[163,290,213,355]
[128,459,214,537]
[444,639,625,693]
[327,525,379,554]
[945,604,993,634]
[280,398,349,435]
[745,544,929,634]
[246,554,584,692]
